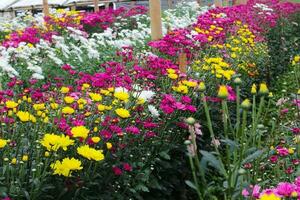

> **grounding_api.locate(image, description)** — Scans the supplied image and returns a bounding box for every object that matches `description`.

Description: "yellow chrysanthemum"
[0,139,7,148]
[77,145,105,161]
[62,106,75,114]
[51,157,83,177]
[259,193,281,200]
[89,93,102,102]
[64,96,75,104]
[114,92,129,101]
[71,126,90,139]
[115,108,130,118]
[60,87,70,94]
[33,103,45,111]
[40,133,74,151]
[5,100,18,109]
[16,111,36,123]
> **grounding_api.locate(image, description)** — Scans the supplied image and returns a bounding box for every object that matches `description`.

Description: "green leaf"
[242,149,264,164]
[159,151,171,160]
[200,150,227,176]
[185,180,197,191]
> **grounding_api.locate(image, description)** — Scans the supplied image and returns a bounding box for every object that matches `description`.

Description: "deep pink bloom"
[276,182,295,197]
[123,163,132,172]
[112,166,122,176]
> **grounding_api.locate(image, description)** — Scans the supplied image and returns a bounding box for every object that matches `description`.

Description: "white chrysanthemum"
[115,87,128,93]
[148,105,160,118]
[133,90,155,102]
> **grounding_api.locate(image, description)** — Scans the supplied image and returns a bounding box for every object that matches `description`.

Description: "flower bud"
[251,84,257,94]
[234,77,242,85]
[217,85,228,99]
[259,83,269,95]
[198,82,206,92]
[241,99,251,110]
[184,140,191,145]
[185,117,196,125]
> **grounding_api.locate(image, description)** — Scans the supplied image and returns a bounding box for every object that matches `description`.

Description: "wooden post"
[197,0,202,6]
[168,0,173,9]
[214,0,223,7]
[179,53,187,73]
[71,5,76,11]
[235,0,247,5]
[149,0,163,40]
[130,1,136,8]
[94,0,99,12]
[43,0,50,16]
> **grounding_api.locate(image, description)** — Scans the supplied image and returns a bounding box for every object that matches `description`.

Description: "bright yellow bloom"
[5,100,18,109]
[33,103,45,111]
[106,142,112,149]
[89,93,102,102]
[62,106,75,115]
[168,73,178,79]
[259,193,281,200]
[40,134,74,151]
[182,80,197,87]
[60,87,70,93]
[297,89,300,95]
[91,137,101,143]
[115,108,130,118]
[97,104,106,112]
[167,68,176,74]
[16,111,36,123]
[173,85,188,94]
[259,83,269,94]
[82,83,90,90]
[77,98,87,105]
[11,158,17,165]
[22,155,28,161]
[71,126,90,139]
[64,96,75,104]
[114,92,129,101]
[50,103,59,110]
[0,139,7,148]
[217,85,228,99]
[289,148,295,154]
[77,145,105,161]
[51,157,83,177]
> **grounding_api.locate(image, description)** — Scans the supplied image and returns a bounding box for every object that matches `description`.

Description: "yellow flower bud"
[217,85,228,99]
[259,83,269,95]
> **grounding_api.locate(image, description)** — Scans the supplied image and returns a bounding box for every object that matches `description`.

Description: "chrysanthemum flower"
[51,157,83,177]
[115,108,130,118]
[71,126,90,139]
[77,145,105,161]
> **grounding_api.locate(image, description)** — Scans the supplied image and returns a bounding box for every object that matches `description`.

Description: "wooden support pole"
[235,0,247,5]
[94,0,99,12]
[149,0,163,40]
[197,0,202,6]
[214,0,223,7]
[168,0,173,9]
[130,1,136,8]
[43,0,50,16]
[179,53,187,74]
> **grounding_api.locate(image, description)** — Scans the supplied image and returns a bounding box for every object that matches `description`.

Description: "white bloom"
[115,87,128,93]
[148,105,160,118]
[32,73,44,79]
[133,90,155,102]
